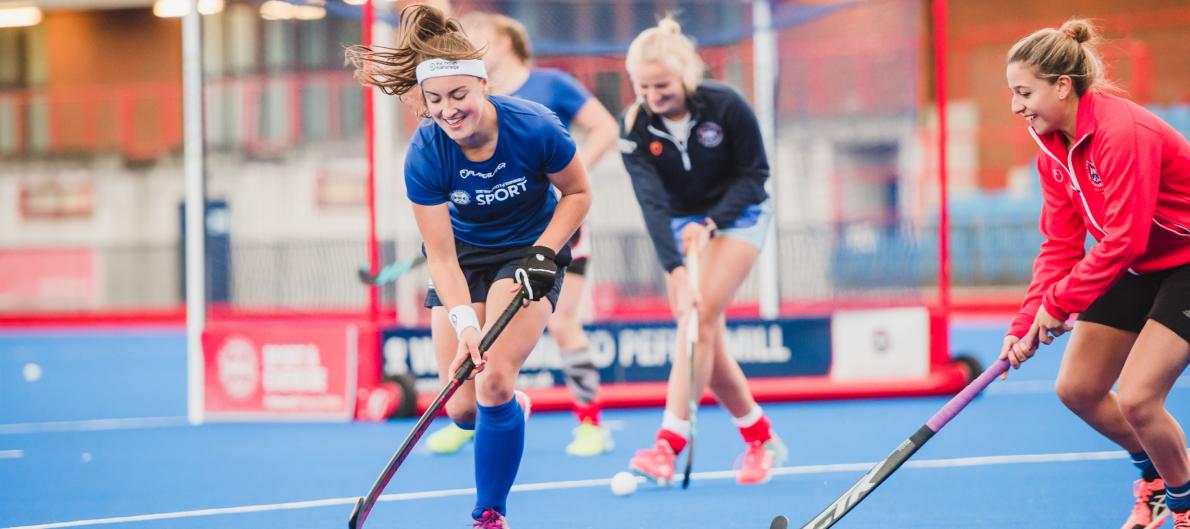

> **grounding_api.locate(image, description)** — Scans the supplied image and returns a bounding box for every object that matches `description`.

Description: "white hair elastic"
[415,59,488,85]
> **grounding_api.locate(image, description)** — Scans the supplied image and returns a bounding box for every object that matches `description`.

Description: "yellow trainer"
[426,423,474,455]
[566,420,613,457]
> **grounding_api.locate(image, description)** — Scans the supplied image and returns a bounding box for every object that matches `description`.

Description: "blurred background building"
[1,0,1188,319]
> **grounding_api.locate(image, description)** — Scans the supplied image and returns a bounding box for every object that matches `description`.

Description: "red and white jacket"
[1009,91,1190,339]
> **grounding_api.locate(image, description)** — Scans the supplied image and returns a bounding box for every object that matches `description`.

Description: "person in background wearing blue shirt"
[346,5,590,528]
[420,10,620,458]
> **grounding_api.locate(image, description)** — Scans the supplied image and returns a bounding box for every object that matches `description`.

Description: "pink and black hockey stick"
[347,288,527,529]
[770,359,1010,529]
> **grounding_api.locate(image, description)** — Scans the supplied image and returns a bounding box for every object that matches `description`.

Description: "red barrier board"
[0,247,95,309]
[203,321,366,421]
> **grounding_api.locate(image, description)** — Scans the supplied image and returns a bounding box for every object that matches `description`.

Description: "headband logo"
[416,59,488,84]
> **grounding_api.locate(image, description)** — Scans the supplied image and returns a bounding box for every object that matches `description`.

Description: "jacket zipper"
[1029,128,1103,234]
[647,122,697,172]
[1029,128,1145,275]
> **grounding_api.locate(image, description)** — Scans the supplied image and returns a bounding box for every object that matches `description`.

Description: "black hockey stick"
[681,250,701,489]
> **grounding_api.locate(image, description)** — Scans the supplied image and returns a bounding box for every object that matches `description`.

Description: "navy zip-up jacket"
[619,80,770,272]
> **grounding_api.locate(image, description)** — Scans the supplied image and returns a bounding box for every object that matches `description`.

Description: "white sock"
[661,410,691,438]
[731,405,764,428]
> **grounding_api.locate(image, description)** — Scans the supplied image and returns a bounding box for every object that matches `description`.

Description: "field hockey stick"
[681,248,701,489]
[357,255,427,286]
[1150,510,1173,528]
[347,288,528,529]
[769,359,1010,529]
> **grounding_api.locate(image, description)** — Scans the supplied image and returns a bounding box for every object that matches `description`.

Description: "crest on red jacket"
[1087,161,1103,188]
[1052,168,1064,183]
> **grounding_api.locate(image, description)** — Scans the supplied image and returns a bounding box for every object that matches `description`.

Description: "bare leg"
[664,236,759,419]
[470,279,552,520]
[708,312,757,418]
[548,273,602,417]
[1054,321,1145,452]
[431,303,483,426]
[473,279,553,406]
[1118,320,1190,487]
[548,272,589,352]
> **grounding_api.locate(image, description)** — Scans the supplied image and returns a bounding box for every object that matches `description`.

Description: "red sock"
[739,414,773,445]
[574,402,601,426]
[657,428,687,455]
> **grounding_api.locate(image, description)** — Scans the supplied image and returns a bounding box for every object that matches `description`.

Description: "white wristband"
[448,305,481,339]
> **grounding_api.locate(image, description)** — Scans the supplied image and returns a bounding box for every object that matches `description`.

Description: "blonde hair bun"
[1007,18,1114,96]
[1059,19,1095,44]
[625,14,706,92]
[657,17,682,35]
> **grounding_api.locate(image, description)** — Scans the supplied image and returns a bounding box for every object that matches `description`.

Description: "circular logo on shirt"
[649,141,664,157]
[696,121,724,148]
[1052,168,1064,183]
[1086,161,1103,188]
[450,190,471,205]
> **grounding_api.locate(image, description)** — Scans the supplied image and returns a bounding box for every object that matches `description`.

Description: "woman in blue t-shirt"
[456,10,620,458]
[346,5,591,528]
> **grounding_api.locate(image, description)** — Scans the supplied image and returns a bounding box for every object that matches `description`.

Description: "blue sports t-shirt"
[511,68,591,130]
[404,95,577,248]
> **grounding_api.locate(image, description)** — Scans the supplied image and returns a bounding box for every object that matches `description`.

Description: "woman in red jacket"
[1001,19,1190,529]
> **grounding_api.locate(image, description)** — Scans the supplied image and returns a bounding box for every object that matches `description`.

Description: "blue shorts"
[670,199,773,256]
[423,240,569,311]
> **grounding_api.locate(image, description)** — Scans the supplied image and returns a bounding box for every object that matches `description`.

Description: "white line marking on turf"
[0,449,1134,529]
[987,376,1190,396]
[0,416,189,435]
[0,449,23,459]
[602,419,627,431]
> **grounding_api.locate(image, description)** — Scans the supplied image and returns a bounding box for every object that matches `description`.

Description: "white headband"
[415,59,488,84]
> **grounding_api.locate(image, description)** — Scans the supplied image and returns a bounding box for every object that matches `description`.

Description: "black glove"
[514,246,558,301]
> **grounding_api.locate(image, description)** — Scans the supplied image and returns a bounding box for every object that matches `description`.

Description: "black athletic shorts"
[568,257,589,276]
[423,240,570,311]
[1078,262,1190,343]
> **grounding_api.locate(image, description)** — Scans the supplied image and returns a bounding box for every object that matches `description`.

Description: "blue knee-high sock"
[471,397,524,518]
[1131,451,1160,481]
[1167,480,1190,512]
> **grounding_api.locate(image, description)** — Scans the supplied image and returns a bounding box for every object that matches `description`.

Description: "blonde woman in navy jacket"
[619,16,785,487]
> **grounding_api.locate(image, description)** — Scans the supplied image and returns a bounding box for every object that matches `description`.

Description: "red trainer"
[1122,478,1168,529]
[473,508,509,529]
[1173,510,1190,529]
[735,435,787,485]
[629,439,676,486]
